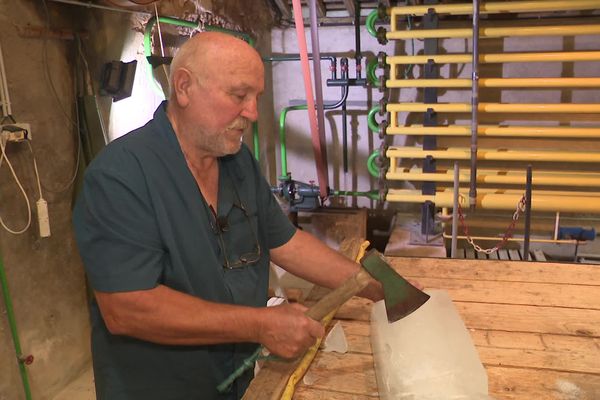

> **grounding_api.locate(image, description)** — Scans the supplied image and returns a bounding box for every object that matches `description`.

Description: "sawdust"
[555,379,582,400]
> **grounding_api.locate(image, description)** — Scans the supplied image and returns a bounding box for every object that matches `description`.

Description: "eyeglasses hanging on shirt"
[203,172,262,269]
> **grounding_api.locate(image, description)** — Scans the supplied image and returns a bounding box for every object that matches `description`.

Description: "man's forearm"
[96,285,263,345]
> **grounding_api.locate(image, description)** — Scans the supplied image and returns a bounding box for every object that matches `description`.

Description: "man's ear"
[171,68,194,107]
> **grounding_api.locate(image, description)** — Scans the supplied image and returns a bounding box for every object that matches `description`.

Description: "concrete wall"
[0,1,90,399]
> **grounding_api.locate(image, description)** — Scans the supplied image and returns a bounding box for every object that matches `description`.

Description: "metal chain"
[457,194,527,254]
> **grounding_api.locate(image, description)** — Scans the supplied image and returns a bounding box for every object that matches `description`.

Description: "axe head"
[361,249,430,323]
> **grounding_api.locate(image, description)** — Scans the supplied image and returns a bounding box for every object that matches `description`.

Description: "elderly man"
[73,32,382,400]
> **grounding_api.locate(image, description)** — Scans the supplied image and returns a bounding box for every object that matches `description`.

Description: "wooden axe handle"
[305,268,372,321]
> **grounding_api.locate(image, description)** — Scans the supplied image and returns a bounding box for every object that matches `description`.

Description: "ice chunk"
[370,290,490,399]
[322,321,348,353]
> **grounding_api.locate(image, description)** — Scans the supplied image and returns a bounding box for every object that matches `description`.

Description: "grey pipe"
[523,165,533,261]
[308,0,329,194]
[469,0,480,211]
[451,162,459,258]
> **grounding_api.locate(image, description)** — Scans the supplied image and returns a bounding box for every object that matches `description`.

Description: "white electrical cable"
[26,141,44,200]
[0,139,32,234]
[154,3,170,87]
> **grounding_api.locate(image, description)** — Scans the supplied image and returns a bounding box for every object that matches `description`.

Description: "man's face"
[184,57,264,157]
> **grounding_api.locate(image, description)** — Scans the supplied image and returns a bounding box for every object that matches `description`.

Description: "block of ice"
[370,290,490,400]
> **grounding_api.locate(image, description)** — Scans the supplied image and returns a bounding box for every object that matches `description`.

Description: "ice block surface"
[370,290,490,400]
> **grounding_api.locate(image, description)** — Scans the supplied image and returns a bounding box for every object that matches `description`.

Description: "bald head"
[169,32,262,100]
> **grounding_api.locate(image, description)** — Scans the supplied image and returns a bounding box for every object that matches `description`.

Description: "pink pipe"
[291,0,329,198]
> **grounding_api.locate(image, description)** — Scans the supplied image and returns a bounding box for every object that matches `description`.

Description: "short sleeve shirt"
[73,101,296,400]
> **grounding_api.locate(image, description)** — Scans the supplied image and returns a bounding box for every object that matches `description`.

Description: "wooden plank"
[472,330,600,374]
[489,251,499,260]
[389,257,600,285]
[476,250,488,260]
[413,277,600,309]
[298,352,378,397]
[486,366,600,400]
[455,302,600,337]
[294,386,378,399]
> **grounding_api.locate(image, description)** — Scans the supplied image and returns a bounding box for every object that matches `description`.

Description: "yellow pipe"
[386,25,600,40]
[438,208,581,245]
[386,102,600,113]
[386,146,600,163]
[386,51,600,65]
[442,232,579,245]
[386,77,600,88]
[386,189,600,212]
[385,125,600,138]
[388,0,600,16]
[386,168,600,187]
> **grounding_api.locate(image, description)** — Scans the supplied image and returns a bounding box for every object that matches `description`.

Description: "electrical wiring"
[37,0,82,194]
[0,139,32,235]
[26,141,44,200]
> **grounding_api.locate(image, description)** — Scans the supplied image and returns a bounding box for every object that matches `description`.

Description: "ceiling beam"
[343,0,356,17]
[316,0,327,18]
[273,0,292,20]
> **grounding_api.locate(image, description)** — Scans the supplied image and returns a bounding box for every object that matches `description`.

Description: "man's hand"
[257,303,324,359]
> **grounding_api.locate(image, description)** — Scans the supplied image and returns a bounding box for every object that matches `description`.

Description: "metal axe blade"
[361,249,430,323]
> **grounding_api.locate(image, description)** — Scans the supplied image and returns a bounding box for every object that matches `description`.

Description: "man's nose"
[241,97,259,122]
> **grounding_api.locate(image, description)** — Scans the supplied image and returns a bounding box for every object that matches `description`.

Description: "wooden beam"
[316,0,327,18]
[342,0,356,17]
[272,0,292,20]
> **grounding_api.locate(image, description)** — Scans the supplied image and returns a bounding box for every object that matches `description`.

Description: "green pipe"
[143,16,198,97]
[332,189,380,200]
[367,150,381,178]
[367,57,381,87]
[279,105,307,179]
[0,255,32,400]
[143,17,260,159]
[366,9,379,37]
[368,105,381,133]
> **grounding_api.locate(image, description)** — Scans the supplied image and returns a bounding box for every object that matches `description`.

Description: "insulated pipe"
[386,168,600,187]
[386,51,600,65]
[387,103,600,113]
[386,189,600,213]
[469,0,480,211]
[386,77,600,88]
[384,125,600,138]
[386,25,600,40]
[386,146,600,163]
[388,0,600,16]
[292,0,328,198]
[308,0,329,198]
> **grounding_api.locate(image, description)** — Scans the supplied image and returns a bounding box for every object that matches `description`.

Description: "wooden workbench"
[293,257,600,400]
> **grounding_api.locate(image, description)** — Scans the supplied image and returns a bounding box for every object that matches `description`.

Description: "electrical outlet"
[1,122,31,142]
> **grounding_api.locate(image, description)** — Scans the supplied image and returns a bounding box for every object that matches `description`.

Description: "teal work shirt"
[73,102,296,400]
